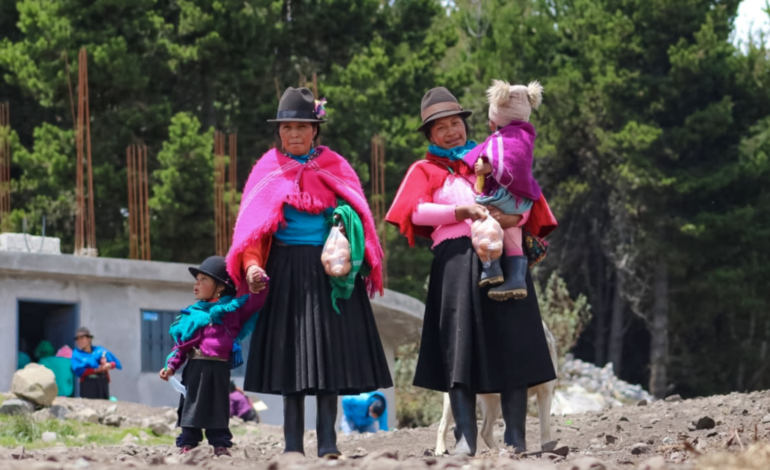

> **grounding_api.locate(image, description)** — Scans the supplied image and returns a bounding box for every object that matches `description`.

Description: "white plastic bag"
[471,212,504,267]
[321,226,352,277]
[169,376,187,397]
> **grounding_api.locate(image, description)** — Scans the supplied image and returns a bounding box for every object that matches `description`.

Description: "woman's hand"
[159,367,174,381]
[246,265,268,294]
[474,159,492,176]
[487,206,523,229]
[455,204,488,222]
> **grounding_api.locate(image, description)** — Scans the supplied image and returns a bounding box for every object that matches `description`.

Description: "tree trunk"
[608,270,625,375]
[649,259,669,399]
[593,255,607,366]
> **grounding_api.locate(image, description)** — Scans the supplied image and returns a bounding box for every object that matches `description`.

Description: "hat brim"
[267,118,326,123]
[416,109,473,132]
[188,267,237,295]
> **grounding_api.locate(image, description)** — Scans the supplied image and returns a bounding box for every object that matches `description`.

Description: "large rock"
[151,422,174,436]
[11,363,58,407]
[0,399,35,416]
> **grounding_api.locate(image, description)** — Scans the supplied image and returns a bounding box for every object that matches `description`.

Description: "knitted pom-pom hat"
[487,80,543,127]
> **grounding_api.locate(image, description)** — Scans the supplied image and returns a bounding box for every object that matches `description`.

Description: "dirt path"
[3,390,770,469]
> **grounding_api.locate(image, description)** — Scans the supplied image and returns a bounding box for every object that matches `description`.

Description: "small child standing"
[159,256,268,456]
[464,80,554,301]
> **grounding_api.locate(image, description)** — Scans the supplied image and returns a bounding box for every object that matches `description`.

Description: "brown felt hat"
[268,87,326,123]
[416,87,472,131]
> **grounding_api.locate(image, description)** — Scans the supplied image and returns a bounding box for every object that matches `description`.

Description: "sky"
[734,0,770,47]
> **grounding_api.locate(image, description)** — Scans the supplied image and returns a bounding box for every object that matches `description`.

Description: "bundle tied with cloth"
[322,199,368,313]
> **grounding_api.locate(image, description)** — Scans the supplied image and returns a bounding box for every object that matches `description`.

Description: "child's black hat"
[189,256,237,296]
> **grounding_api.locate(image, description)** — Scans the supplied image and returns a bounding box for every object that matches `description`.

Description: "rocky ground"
[3,390,770,470]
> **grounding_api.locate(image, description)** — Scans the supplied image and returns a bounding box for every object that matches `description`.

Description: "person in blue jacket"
[71,327,122,399]
[340,391,388,434]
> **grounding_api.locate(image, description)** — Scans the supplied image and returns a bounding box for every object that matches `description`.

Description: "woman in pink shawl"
[226,88,392,459]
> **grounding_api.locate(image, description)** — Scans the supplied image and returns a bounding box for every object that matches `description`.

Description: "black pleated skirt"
[414,237,556,394]
[80,374,109,399]
[177,359,231,429]
[243,244,393,396]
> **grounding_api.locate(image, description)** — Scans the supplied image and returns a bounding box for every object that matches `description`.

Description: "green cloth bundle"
[329,200,366,313]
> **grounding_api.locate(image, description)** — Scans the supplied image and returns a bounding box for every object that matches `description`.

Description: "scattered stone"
[103,414,122,427]
[41,432,57,443]
[105,404,118,415]
[619,416,629,422]
[665,394,682,403]
[707,431,718,437]
[351,447,369,458]
[11,363,58,406]
[164,409,178,424]
[0,398,35,416]
[761,414,770,424]
[229,417,244,428]
[139,430,151,441]
[150,422,174,436]
[630,443,651,455]
[72,457,91,468]
[542,440,558,452]
[694,416,716,430]
[662,437,674,445]
[560,456,606,470]
[637,399,648,406]
[11,446,26,460]
[121,433,138,444]
[70,407,100,424]
[605,435,617,445]
[551,445,570,457]
[559,355,653,406]
[636,456,668,470]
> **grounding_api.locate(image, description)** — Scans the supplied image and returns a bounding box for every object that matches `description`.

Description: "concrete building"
[0,250,424,429]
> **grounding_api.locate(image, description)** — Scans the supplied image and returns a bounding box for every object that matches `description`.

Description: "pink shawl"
[463,121,542,201]
[226,146,384,297]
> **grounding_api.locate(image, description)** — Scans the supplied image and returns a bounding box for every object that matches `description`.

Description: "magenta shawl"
[226,146,384,297]
[463,121,542,201]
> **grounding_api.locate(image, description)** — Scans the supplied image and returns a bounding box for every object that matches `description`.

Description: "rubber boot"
[316,394,341,458]
[283,394,305,455]
[478,257,504,287]
[488,256,528,301]
[448,385,477,456]
[501,388,528,453]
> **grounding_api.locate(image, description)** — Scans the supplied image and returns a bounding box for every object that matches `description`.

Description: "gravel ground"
[3,390,770,469]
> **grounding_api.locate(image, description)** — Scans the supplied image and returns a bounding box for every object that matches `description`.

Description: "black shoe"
[501,388,527,453]
[448,385,477,456]
[488,256,528,301]
[316,394,341,458]
[479,257,504,287]
[283,394,305,455]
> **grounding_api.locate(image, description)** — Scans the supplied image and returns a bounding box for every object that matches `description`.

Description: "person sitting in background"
[17,338,31,370]
[229,381,259,423]
[35,340,75,397]
[71,327,122,399]
[341,391,388,434]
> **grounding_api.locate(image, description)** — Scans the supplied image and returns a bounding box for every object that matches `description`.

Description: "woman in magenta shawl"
[226,88,392,459]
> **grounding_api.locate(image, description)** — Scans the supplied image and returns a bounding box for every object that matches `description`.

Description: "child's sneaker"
[214,447,232,457]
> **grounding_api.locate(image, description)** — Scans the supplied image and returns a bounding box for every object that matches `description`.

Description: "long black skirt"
[244,243,393,396]
[177,359,230,429]
[80,373,109,399]
[414,237,556,393]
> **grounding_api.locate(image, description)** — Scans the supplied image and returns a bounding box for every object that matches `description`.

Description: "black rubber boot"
[316,394,341,458]
[488,256,528,301]
[478,257,504,287]
[448,385,477,456]
[283,394,305,455]
[501,388,528,453]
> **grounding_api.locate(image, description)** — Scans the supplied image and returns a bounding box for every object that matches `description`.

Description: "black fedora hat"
[189,256,237,296]
[416,87,472,132]
[268,87,326,123]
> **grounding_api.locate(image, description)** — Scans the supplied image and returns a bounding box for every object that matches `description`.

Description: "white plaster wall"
[0,252,422,432]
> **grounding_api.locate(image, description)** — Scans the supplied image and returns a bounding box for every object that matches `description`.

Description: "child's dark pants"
[176,427,233,448]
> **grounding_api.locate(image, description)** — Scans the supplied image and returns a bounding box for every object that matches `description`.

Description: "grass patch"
[0,414,175,449]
